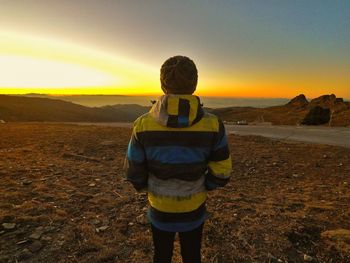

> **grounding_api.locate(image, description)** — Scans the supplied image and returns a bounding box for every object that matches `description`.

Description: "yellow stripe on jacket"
[148,191,207,213]
[134,112,219,134]
[208,156,232,178]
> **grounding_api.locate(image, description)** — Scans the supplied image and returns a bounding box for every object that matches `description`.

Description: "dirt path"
[0,123,349,262]
[226,125,350,149]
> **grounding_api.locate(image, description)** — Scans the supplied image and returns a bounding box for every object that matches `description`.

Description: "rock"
[89,183,96,187]
[16,239,29,245]
[22,179,32,185]
[286,94,309,108]
[2,222,16,230]
[41,236,52,241]
[309,94,339,109]
[136,214,148,225]
[96,225,109,233]
[303,254,314,262]
[29,240,43,253]
[302,106,331,125]
[17,248,33,260]
[44,226,56,232]
[29,231,43,240]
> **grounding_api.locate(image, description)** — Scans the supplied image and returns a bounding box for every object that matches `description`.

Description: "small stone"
[35,226,44,231]
[128,222,134,226]
[303,254,314,262]
[44,226,56,232]
[41,236,52,241]
[29,231,43,240]
[17,248,33,260]
[136,214,148,225]
[2,222,16,230]
[89,183,96,187]
[292,174,299,178]
[98,226,109,231]
[323,154,328,159]
[22,180,32,185]
[16,239,29,245]
[29,240,43,253]
[344,181,348,186]
[338,163,343,167]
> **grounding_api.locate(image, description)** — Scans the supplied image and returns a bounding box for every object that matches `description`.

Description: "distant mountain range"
[0,95,150,122]
[0,94,349,126]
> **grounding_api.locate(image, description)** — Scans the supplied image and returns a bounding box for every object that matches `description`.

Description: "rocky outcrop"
[286,94,309,108]
[302,106,331,125]
[308,94,349,113]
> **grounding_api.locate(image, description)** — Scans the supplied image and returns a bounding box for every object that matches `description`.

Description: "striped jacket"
[125,94,232,232]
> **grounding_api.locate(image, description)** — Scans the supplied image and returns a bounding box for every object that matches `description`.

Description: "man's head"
[160,56,198,94]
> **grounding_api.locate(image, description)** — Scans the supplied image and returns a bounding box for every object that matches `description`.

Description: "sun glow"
[0,31,159,95]
[0,55,116,87]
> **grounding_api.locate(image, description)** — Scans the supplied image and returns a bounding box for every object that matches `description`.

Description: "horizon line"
[0,92,328,100]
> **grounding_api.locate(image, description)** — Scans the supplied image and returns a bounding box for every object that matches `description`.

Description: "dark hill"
[0,95,148,122]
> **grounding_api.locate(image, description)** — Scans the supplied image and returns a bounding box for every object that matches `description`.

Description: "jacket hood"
[150,94,204,128]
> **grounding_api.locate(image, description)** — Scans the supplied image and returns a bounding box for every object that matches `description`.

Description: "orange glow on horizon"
[1,31,349,99]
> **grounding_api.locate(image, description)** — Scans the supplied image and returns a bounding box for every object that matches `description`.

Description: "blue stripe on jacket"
[127,136,146,163]
[145,146,211,164]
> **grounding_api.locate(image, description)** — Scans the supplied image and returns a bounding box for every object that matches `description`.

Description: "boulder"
[302,106,330,125]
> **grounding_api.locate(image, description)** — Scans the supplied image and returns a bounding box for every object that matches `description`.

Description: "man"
[125,55,232,263]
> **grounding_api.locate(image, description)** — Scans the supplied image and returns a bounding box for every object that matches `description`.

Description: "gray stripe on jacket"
[147,173,206,197]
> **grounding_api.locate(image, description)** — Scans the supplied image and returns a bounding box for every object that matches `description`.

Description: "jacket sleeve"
[206,119,232,190]
[124,122,148,191]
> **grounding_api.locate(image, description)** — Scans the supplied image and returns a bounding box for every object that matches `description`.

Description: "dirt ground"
[0,123,349,263]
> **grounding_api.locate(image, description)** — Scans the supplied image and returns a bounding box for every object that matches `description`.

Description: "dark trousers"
[151,223,204,263]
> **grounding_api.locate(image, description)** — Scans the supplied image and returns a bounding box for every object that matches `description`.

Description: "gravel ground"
[0,123,349,263]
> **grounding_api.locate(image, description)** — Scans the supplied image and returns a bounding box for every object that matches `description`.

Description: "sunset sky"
[0,1,349,98]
